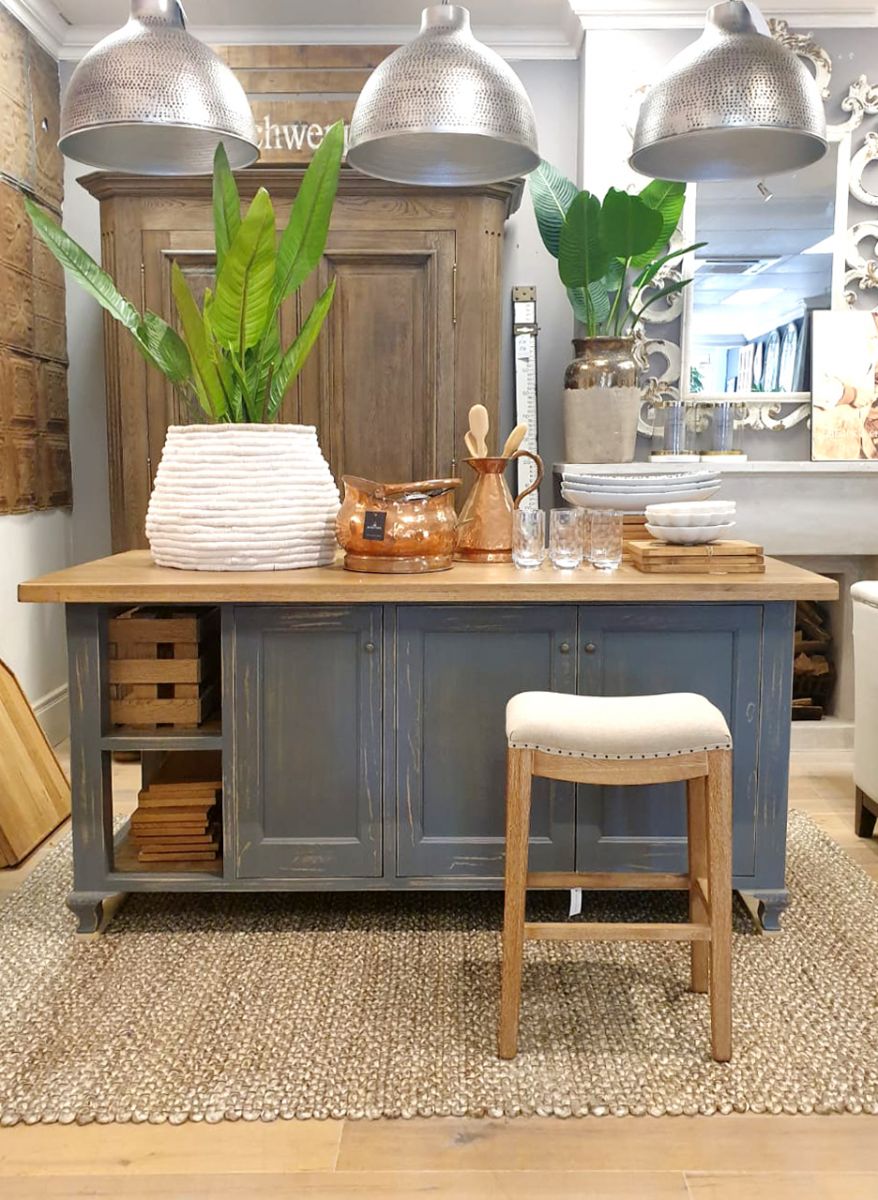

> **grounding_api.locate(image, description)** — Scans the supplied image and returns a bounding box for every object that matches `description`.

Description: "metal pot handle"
[510,450,544,508]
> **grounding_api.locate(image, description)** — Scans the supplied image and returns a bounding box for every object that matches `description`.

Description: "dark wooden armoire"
[82,166,520,551]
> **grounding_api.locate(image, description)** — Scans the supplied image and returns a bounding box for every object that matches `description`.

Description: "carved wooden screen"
[0,8,70,514]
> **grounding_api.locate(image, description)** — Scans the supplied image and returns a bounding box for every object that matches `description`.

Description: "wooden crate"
[108,607,220,728]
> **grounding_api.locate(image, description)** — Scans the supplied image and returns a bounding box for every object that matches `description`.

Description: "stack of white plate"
[561,469,721,513]
[645,501,736,545]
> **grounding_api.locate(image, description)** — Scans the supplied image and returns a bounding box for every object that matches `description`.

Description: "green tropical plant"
[25,121,345,423]
[528,160,705,339]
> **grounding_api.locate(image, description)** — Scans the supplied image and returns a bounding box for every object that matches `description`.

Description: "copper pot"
[336,475,462,573]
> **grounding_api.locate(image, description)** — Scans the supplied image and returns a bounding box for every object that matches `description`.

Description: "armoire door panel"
[301,230,455,484]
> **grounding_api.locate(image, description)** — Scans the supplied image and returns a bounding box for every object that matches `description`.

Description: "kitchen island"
[20,551,837,932]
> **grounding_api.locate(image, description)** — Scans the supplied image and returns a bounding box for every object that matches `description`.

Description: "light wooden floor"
[1,747,876,1199]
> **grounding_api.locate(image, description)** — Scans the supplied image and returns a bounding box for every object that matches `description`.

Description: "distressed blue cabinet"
[233,605,383,880]
[394,605,577,878]
[576,604,761,876]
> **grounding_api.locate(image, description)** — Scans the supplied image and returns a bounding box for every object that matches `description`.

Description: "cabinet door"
[298,229,456,484]
[577,604,761,877]
[395,605,577,879]
[233,606,383,879]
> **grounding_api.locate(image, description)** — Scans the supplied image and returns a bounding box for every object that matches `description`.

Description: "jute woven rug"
[1,810,877,1125]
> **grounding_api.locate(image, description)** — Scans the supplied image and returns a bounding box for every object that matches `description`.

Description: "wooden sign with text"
[214,45,396,164]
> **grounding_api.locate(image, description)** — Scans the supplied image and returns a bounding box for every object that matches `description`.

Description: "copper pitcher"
[454,451,544,563]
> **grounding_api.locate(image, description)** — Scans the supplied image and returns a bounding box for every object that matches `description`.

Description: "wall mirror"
[631,20,878,434]
[683,141,846,400]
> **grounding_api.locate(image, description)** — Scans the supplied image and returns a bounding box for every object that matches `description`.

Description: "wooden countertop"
[19,550,839,604]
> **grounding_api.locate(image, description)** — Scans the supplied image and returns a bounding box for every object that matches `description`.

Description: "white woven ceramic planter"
[145,424,340,571]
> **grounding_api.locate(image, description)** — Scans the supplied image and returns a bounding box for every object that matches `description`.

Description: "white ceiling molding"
[571,1,878,30]
[51,21,582,63]
[0,0,69,56]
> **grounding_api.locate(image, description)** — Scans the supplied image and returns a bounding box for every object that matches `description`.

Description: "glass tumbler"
[590,510,623,571]
[512,508,546,569]
[549,508,583,570]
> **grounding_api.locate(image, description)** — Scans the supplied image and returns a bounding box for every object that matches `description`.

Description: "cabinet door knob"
[364,641,376,653]
[559,642,571,654]
[584,642,597,654]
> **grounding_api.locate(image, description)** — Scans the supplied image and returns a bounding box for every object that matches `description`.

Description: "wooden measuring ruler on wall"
[512,286,540,508]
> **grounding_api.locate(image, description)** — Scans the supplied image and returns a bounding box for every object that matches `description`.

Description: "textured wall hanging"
[0,7,70,515]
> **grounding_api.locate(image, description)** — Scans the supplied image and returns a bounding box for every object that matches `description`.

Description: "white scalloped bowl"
[645,501,736,527]
[645,521,736,545]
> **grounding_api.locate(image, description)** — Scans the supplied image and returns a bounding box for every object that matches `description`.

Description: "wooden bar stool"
[499,690,733,1063]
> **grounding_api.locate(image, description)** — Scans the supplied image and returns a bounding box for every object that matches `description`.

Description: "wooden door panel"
[576,604,761,877]
[233,605,383,879]
[302,230,455,484]
[142,233,300,491]
[395,605,577,879]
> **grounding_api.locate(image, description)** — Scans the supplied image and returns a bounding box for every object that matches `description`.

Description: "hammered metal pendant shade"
[630,1,827,182]
[60,0,258,175]
[347,4,539,187]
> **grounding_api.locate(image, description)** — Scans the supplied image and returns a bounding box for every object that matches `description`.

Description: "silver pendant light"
[347,3,539,187]
[60,0,258,175]
[630,1,826,182]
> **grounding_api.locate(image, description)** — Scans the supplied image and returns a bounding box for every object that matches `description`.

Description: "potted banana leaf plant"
[26,122,345,571]
[529,162,703,464]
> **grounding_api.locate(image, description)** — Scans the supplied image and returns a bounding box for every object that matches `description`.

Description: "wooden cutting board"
[628,539,765,575]
[0,658,70,866]
[140,750,222,798]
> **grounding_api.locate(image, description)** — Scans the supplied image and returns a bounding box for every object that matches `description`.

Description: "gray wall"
[502,59,580,502]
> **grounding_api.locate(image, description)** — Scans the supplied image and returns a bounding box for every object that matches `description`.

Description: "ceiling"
[9,0,877,60]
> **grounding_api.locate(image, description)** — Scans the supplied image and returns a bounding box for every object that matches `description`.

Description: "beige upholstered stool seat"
[506,691,732,761]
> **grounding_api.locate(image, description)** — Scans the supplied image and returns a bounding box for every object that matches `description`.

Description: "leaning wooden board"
[0,658,69,866]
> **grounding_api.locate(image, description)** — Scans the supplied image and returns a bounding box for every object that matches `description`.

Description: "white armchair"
[853,582,878,838]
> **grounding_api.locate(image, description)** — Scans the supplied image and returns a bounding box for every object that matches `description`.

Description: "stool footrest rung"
[524,921,711,943]
[526,871,690,891]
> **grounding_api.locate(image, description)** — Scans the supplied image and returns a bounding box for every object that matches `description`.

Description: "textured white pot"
[145,424,340,571]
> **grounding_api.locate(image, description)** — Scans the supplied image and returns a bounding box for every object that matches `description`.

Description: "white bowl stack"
[561,469,721,513]
[645,501,736,546]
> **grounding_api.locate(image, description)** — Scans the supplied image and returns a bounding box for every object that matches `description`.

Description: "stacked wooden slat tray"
[622,514,648,562]
[109,606,220,728]
[628,539,765,574]
[130,752,222,868]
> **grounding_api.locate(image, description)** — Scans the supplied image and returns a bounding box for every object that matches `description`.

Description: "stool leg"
[706,748,733,1062]
[498,747,533,1060]
[687,775,709,995]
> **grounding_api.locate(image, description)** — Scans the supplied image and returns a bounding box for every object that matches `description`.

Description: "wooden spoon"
[468,404,490,456]
[464,430,480,458]
[500,422,528,459]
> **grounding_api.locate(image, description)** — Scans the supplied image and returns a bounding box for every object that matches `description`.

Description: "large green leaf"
[212,142,241,275]
[275,120,344,306]
[601,189,663,262]
[268,280,336,418]
[211,187,277,355]
[171,264,228,418]
[632,178,687,267]
[528,160,578,260]
[25,196,141,332]
[559,191,608,290]
[567,283,611,330]
[632,241,705,292]
[136,311,191,385]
